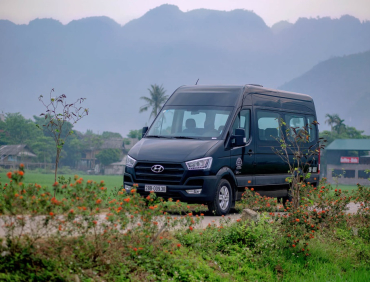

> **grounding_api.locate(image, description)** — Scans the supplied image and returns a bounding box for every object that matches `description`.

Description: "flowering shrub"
[237,187,284,212]
[352,184,370,241]
[237,179,369,257]
[0,166,202,280]
[0,167,369,280]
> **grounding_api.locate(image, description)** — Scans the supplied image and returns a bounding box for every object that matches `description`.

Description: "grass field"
[0,171,363,192]
[0,172,123,190]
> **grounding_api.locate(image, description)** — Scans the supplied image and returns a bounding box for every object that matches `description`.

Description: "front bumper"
[124,172,218,203]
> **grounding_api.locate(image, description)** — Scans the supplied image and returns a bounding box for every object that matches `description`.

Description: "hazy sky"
[0,0,369,27]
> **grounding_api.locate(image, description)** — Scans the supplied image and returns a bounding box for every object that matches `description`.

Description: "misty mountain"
[280,50,370,133]
[0,4,369,135]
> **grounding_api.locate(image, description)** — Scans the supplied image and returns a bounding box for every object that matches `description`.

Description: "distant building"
[0,145,37,167]
[79,138,125,172]
[0,113,4,122]
[325,139,370,185]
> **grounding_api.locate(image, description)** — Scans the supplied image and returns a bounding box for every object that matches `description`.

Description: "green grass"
[336,184,359,192]
[0,172,123,189]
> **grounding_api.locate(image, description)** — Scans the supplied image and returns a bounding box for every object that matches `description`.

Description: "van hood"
[128,138,220,163]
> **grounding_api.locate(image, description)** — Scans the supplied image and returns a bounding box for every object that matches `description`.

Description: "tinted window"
[232,109,251,140]
[147,106,233,139]
[307,116,317,142]
[257,111,280,141]
[167,92,240,106]
[285,114,305,141]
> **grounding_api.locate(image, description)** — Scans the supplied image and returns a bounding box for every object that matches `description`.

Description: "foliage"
[101,131,123,139]
[0,168,369,281]
[96,149,121,166]
[139,84,168,120]
[1,112,124,170]
[0,113,38,145]
[127,129,142,140]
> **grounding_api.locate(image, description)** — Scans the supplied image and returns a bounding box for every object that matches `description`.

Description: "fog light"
[125,184,132,191]
[186,189,202,194]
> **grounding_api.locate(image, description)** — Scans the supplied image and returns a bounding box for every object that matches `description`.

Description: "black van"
[124,85,320,215]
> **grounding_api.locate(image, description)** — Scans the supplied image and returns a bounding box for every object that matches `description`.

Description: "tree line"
[321,113,370,144]
[0,113,134,168]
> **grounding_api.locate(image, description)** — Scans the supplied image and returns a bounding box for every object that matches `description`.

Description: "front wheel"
[208,179,232,216]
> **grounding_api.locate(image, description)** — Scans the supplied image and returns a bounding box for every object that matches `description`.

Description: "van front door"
[230,108,255,199]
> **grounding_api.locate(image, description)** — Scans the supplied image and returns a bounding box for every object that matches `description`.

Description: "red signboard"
[340,157,359,164]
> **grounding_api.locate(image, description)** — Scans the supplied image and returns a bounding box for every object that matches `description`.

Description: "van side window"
[307,116,317,142]
[257,111,280,141]
[285,114,305,141]
[232,109,250,140]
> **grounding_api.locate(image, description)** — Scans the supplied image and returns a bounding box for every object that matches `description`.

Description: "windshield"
[146,106,233,139]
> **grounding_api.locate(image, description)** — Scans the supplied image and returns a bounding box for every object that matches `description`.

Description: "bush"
[0,166,369,281]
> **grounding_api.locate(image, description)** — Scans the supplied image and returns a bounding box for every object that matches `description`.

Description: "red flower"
[53,182,59,187]
[96,199,102,204]
[124,198,130,203]
[6,172,12,179]
[49,212,54,216]
[133,248,137,251]
[251,188,254,191]
[19,171,24,176]
[19,163,24,168]
[296,219,300,222]
[292,244,296,247]
[189,226,193,231]
[177,244,181,248]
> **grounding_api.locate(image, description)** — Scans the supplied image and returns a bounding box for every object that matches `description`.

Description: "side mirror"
[142,126,148,138]
[232,128,247,147]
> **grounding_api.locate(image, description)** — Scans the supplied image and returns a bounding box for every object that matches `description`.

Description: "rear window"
[307,116,317,142]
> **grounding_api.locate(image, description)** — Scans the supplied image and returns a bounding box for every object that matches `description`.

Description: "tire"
[208,179,232,216]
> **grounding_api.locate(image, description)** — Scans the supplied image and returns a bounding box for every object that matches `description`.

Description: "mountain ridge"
[0,4,369,135]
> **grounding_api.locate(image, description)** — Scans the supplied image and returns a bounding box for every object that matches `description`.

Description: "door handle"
[248,149,254,156]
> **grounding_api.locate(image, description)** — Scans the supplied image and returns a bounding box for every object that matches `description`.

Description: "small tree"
[96,149,121,166]
[127,129,142,140]
[272,119,325,210]
[38,89,88,183]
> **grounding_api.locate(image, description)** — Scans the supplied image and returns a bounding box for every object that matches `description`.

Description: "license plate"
[145,185,166,193]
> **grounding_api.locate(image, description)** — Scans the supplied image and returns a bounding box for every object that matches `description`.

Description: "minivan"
[124,85,320,215]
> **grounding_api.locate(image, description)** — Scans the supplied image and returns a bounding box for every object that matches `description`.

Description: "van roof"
[176,85,313,102]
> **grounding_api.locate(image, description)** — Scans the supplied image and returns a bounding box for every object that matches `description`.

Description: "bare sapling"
[272,119,325,210]
[38,88,88,185]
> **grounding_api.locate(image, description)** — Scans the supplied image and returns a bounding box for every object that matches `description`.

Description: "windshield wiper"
[172,136,200,140]
[146,135,173,139]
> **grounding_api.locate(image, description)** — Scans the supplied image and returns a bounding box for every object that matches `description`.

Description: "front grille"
[134,162,184,185]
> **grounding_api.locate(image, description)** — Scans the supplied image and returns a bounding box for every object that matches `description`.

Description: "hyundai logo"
[151,165,164,173]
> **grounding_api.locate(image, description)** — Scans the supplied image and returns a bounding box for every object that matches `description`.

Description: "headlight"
[186,157,212,170]
[126,155,137,168]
